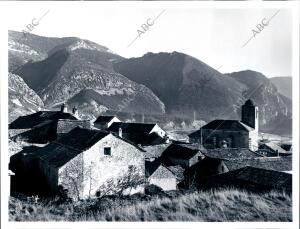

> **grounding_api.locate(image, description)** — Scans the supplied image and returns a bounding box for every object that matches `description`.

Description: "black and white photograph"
[0,1,299,228]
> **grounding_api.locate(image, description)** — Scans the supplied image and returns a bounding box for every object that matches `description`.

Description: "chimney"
[72,106,78,117]
[141,114,145,123]
[118,128,122,138]
[61,103,67,113]
[165,135,170,144]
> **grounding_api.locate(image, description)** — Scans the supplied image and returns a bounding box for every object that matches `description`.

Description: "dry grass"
[9,189,292,222]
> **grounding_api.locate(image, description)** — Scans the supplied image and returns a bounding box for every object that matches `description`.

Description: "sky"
[3,2,293,78]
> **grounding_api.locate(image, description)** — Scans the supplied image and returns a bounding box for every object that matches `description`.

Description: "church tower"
[241,99,258,131]
[60,103,67,113]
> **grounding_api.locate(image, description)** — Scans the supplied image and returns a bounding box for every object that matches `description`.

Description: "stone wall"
[58,134,145,199]
[56,120,93,135]
[196,129,249,149]
[149,177,177,191]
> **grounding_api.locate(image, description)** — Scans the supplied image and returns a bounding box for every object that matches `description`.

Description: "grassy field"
[9,189,292,221]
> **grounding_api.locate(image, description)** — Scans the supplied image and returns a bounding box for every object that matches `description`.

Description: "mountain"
[114,52,246,120]
[9,31,74,71]
[9,73,44,122]
[270,77,292,99]
[8,31,112,71]
[227,70,292,136]
[10,31,165,118]
[65,85,166,120]
[9,31,292,136]
[114,53,292,135]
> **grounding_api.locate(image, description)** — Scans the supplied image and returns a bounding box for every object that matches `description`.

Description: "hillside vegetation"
[9,189,292,221]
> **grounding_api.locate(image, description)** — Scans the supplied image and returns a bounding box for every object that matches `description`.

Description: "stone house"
[160,143,205,169]
[9,127,145,200]
[189,100,259,151]
[107,122,168,145]
[145,160,177,191]
[9,104,90,143]
[180,157,228,189]
[180,154,292,190]
[258,142,292,157]
[94,115,121,130]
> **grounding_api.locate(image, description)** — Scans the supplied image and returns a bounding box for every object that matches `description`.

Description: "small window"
[104,147,111,156]
[128,165,134,171]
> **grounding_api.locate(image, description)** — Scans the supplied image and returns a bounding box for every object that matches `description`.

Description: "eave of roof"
[94,116,116,123]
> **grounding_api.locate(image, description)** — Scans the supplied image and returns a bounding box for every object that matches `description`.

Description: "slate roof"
[143,143,171,159]
[108,122,157,134]
[259,142,288,155]
[223,156,292,172]
[162,143,204,160]
[145,160,161,178]
[280,143,292,152]
[94,116,116,123]
[34,143,82,168]
[204,148,261,160]
[189,120,253,138]
[145,160,176,179]
[9,111,78,129]
[206,166,292,193]
[55,127,110,151]
[107,122,166,145]
[16,127,144,168]
[166,165,185,182]
[186,157,226,177]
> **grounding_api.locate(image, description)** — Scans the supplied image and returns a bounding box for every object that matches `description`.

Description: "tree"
[95,166,146,198]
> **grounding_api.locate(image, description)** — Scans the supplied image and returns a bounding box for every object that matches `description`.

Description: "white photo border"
[0,1,299,229]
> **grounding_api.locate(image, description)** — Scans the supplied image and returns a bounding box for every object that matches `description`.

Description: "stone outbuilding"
[107,122,168,146]
[145,161,177,191]
[9,105,92,143]
[161,143,205,169]
[9,127,145,200]
[258,142,292,157]
[94,115,121,130]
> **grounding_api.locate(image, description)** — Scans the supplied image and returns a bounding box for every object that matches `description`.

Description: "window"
[104,147,111,156]
[128,165,134,171]
[198,155,204,161]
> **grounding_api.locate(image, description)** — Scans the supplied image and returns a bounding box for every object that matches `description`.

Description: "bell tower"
[241,99,258,131]
[60,103,67,113]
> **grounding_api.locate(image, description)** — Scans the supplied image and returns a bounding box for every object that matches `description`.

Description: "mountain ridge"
[10,31,166,119]
[8,31,292,135]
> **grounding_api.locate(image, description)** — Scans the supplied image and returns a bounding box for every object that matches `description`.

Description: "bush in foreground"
[9,188,292,221]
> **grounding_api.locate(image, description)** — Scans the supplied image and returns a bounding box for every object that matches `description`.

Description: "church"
[189,99,259,151]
